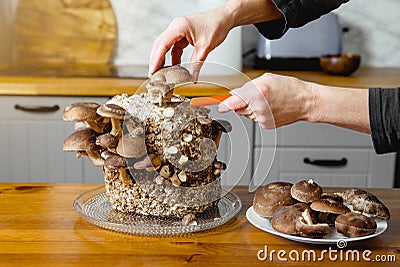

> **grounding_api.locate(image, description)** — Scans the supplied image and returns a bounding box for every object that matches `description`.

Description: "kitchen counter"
[0,65,399,97]
[0,183,398,266]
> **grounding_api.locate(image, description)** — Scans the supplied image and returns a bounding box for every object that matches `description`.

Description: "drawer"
[252,147,370,188]
[0,96,109,120]
[280,148,370,174]
[255,121,372,148]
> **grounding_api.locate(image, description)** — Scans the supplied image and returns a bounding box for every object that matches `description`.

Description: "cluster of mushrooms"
[63,66,194,168]
[62,101,144,182]
[62,66,198,184]
[253,179,390,238]
[63,66,231,220]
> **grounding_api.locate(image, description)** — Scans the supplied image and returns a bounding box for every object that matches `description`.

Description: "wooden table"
[0,184,398,266]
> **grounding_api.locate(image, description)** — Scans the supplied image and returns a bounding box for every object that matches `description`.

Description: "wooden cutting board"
[13,0,116,64]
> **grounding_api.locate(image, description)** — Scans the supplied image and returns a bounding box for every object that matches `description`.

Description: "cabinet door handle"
[14,104,60,113]
[303,157,347,167]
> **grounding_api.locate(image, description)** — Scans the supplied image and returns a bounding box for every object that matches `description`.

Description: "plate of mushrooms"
[246,179,389,244]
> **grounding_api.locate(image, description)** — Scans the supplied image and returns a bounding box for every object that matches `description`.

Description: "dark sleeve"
[254,0,349,39]
[369,88,400,154]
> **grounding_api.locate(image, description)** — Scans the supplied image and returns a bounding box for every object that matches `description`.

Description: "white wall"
[110,0,242,74]
[334,0,400,67]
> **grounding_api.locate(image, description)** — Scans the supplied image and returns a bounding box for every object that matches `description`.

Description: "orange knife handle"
[190,94,231,107]
[210,94,232,101]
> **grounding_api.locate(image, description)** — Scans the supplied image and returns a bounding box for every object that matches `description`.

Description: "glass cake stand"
[73,186,242,236]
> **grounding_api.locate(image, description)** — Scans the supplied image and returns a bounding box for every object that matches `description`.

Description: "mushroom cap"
[147,83,173,104]
[164,65,194,84]
[310,198,350,215]
[150,65,193,85]
[212,119,232,133]
[104,154,127,169]
[271,203,311,235]
[63,102,100,121]
[149,71,166,84]
[291,179,323,203]
[97,104,127,120]
[96,133,118,148]
[63,128,97,151]
[214,161,227,170]
[320,192,344,203]
[253,182,295,217]
[116,134,147,158]
[335,212,377,237]
[101,150,116,160]
[341,189,390,220]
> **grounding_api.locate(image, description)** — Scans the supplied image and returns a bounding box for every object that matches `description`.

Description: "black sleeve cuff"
[369,87,400,154]
[254,18,287,40]
[255,0,349,39]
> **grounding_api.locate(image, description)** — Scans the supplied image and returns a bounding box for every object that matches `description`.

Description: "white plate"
[246,206,387,245]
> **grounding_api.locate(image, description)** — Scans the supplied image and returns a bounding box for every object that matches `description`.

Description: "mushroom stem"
[74,122,89,131]
[86,120,104,133]
[86,150,104,166]
[296,209,330,238]
[120,169,133,185]
[213,129,223,147]
[302,209,314,225]
[318,212,329,222]
[110,118,122,137]
[76,151,88,158]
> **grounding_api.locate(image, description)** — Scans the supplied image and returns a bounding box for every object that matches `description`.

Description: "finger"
[189,47,209,81]
[171,39,189,66]
[188,61,204,82]
[148,37,169,77]
[148,29,186,76]
[235,108,253,116]
[247,114,257,122]
[218,94,247,113]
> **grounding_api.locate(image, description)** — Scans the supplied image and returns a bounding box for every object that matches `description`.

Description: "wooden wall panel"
[13,0,116,64]
[0,0,18,64]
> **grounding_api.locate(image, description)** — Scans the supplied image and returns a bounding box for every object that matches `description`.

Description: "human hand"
[218,73,314,129]
[148,6,233,80]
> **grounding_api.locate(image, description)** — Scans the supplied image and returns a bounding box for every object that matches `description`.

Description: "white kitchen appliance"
[254,13,342,70]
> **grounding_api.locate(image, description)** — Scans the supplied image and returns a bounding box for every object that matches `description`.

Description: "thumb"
[218,94,247,113]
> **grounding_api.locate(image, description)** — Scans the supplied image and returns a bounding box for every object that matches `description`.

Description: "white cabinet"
[209,107,254,186]
[0,96,108,183]
[1,97,393,187]
[253,122,395,188]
